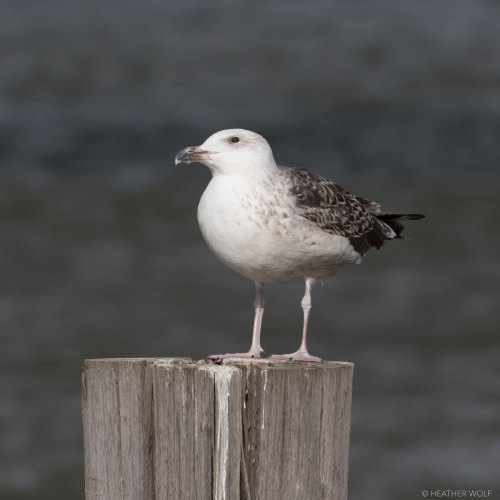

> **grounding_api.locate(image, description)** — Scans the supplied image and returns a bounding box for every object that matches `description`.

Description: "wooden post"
[82,358,353,500]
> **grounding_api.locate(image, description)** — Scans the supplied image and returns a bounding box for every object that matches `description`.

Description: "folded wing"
[282,167,424,256]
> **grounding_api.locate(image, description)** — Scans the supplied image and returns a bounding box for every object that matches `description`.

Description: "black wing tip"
[376,212,424,240]
[377,213,425,221]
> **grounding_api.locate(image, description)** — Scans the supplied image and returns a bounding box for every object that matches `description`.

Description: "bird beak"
[175,146,212,165]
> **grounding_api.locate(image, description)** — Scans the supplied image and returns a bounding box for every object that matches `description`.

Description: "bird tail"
[376,213,425,238]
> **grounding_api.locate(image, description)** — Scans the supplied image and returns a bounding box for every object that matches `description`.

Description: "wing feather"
[281,167,395,255]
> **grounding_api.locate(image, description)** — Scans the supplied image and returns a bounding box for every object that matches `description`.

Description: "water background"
[1,1,500,498]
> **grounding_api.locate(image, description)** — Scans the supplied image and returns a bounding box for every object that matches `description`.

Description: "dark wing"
[282,167,397,256]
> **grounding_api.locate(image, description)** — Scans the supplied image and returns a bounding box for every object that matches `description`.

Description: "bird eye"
[231,136,240,143]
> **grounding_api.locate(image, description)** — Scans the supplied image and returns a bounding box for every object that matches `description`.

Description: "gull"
[175,129,424,362]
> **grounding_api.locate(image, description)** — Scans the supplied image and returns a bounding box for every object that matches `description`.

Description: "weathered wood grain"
[82,358,353,500]
[225,359,353,500]
[209,365,243,500]
[82,359,123,500]
[152,359,214,500]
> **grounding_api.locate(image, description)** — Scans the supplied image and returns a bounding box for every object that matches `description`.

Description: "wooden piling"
[82,358,353,500]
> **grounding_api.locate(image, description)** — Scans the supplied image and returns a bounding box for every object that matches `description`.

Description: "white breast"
[197,175,359,283]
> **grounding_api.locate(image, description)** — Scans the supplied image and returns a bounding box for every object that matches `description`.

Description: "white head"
[175,129,277,177]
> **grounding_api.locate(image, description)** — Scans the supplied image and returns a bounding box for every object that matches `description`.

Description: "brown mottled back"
[281,167,424,255]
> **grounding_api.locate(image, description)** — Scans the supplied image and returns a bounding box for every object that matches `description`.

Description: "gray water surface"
[1,0,500,498]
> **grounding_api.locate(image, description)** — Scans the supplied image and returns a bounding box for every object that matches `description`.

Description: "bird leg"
[208,281,265,360]
[270,278,322,362]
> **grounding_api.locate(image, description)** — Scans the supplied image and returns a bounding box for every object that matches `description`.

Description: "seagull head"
[175,129,277,177]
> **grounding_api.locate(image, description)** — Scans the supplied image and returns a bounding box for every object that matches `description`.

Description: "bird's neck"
[209,160,279,181]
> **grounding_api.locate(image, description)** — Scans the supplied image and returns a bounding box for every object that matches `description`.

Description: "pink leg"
[271,278,322,362]
[208,281,265,360]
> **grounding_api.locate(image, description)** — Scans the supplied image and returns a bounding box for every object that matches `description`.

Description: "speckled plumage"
[282,167,423,255]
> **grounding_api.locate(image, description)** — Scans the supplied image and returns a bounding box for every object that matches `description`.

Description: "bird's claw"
[207,352,261,362]
[269,351,322,363]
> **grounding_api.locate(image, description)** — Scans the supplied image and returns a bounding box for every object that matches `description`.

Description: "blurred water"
[2,0,500,182]
[1,0,500,498]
